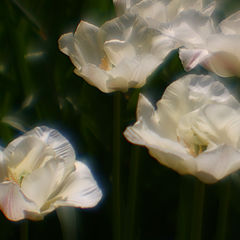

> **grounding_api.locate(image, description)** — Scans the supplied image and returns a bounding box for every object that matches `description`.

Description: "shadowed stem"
[20,220,28,240]
[113,92,121,240]
[215,180,231,240]
[190,180,205,240]
[176,176,192,240]
[125,146,140,240]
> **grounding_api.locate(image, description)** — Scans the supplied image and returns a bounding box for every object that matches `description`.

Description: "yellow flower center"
[177,129,208,157]
[99,55,112,71]
[5,168,28,186]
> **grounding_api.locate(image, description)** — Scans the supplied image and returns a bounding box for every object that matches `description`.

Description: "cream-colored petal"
[4,136,55,176]
[203,52,240,77]
[130,0,167,24]
[179,48,209,71]
[21,157,73,209]
[205,34,240,77]
[107,54,159,90]
[124,123,196,175]
[113,0,141,16]
[195,145,240,183]
[25,126,76,164]
[99,13,136,43]
[124,95,192,166]
[220,10,240,35]
[160,10,214,47]
[201,104,240,147]
[75,64,111,93]
[0,182,37,221]
[104,40,136,66]
[157,74,240,132]
[73,21,103,66]
[0,149,7,181]
[135,94,177,140]
[202,1,216,16]
[50,161,102,208]
[59,21,103,68]
[58,32,84,69]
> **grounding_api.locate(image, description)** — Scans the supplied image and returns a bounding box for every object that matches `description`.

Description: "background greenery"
[1,0,240,239]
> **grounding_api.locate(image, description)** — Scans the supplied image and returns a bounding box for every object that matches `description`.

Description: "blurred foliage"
[1,0,240,239]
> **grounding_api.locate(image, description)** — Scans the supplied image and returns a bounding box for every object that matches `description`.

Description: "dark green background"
[1,0,240,239]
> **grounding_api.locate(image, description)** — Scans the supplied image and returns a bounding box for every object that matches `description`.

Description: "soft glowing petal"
[51,161,102,208]
[25,126,76,163]
[59,21,103,67]
[220,10,240,35]
[204,34,240,77]
[196,145,240,183]
[0,182,37,221]
[108,54,159,90]
[104,40,136,66]
[21,158,73,209]
[4,136,55,176]
[179,48,209,71]
[113,0,141,16]
[75,64,111,93]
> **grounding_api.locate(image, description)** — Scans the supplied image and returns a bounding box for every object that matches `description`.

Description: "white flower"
[0,126,102,221]
[58,13,174,93]
[124,74,240,183]
[179,10,240,77]
[113,0,141,16]
[128,0,215,29]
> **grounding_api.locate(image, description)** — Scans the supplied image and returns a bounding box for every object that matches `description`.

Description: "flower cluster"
[3,0,240,224]
[58,0,240,185]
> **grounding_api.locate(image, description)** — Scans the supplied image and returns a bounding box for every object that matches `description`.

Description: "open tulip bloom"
[58,12,175,93]
[124,74,240,184]
[0,126,102,221]
[178,10,240,77]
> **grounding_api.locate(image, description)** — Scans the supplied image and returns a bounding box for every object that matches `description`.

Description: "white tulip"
[113,0,141,16]
[179,10,240,77]
[0,126,102,221]
[128,0,215,29]
[124,74,240,183]
[59,13,174,93]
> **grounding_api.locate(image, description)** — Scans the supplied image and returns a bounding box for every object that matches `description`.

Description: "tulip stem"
[176,177,192,240]
[113,92,121,240]
[190,180,205,240]
[125,146,140,240]
[20,220,28,240]
[215,180,231,240]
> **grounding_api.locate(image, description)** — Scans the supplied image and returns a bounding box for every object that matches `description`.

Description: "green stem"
[190,180,205,240]
[113,92,121,240]
[176,176,192,240]
[215,180,231,240]
[20,220,28,240]
[125,146,140,240]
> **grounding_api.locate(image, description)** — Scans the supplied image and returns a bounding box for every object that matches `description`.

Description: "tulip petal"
[220,10,240,35]
[59,21,103,67]
[75,64,111,93]
[51,161,102,208]
[4,136,55,175]
[100,13,136,42]
[25,126,76,163]
[196,145,240,183]
[124,94,196,174]
[104,40,136,66]
[0,182,37,221]
[108,54,158,90]
[58,33,84,70]
[179,48,209,71]
[0,148,8,181]
[21,157,73,209]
